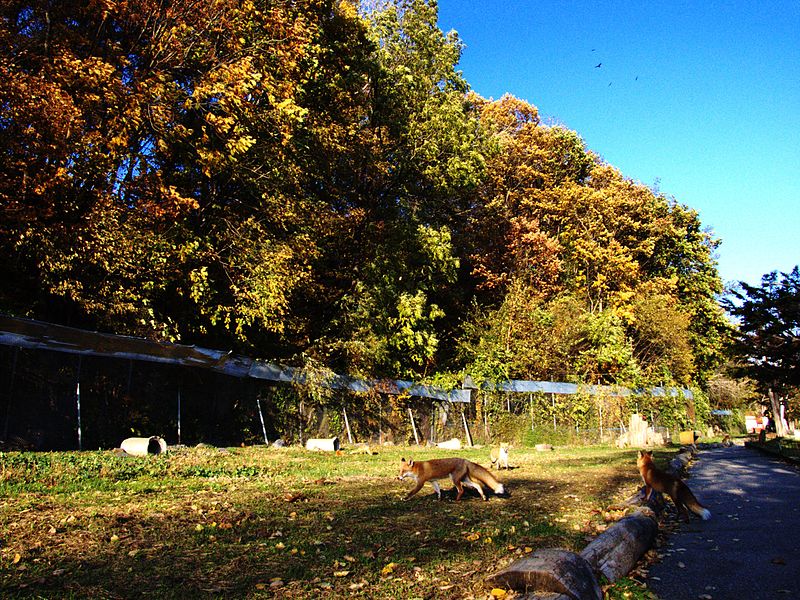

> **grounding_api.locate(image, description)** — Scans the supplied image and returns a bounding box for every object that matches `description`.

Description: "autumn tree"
[461,94,726,387]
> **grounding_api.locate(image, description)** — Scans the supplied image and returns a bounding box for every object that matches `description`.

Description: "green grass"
[0,444,672,599]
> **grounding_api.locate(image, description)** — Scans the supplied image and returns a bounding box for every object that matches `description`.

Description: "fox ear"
[408,459,414,466]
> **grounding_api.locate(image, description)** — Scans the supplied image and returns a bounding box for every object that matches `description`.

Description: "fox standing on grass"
[637,450,711,521]
[398,457,506,501]
[490,443,510,469]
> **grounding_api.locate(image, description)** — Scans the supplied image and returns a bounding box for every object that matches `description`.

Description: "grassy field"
[0,443,668,599]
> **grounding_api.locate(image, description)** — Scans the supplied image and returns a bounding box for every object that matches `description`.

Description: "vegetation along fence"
[0,316,694,451]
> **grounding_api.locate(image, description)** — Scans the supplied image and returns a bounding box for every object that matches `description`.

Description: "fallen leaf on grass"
[490,589,508,599]
[381,562,398,575]
[465,532,480,542]
[349,581,366,590]
[12,553,21,565]
[333,570,350,577]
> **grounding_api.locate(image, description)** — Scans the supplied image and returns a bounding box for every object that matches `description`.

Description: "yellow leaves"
[490,588,508,599]
[226,135,256,158]
[464,532,480,542]
[381,562,399,575]
[12,553,21,565]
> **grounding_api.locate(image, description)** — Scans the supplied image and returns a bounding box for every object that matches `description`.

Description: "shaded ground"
[646,445,800,600]
[0,445,645,599]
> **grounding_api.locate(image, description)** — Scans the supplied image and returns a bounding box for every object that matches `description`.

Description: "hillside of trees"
[0,0,731,402]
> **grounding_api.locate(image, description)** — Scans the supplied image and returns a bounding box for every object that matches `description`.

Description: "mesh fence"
[1,345,684,451]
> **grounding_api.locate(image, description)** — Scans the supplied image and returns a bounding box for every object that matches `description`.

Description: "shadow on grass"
[1,454,643,599]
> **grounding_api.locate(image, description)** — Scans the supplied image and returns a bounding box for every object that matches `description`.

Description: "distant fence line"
[0,315,692,405]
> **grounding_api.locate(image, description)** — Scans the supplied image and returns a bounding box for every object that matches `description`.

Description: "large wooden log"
[485,548,602,600]
[579,509,658,582]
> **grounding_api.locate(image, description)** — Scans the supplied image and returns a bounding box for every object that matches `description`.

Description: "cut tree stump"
[485,548,602,600]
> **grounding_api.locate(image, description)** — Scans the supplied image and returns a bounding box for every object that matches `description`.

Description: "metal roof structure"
[0,315,470,402]
[0,315,692,403]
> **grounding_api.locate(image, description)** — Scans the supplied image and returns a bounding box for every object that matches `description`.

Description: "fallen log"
[579,509,658,582]
[485,548,602,600]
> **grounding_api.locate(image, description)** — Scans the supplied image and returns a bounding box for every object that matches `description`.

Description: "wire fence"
[0,342,687,451]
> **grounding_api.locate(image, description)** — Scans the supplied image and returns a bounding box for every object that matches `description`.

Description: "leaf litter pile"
[1,444,654,598]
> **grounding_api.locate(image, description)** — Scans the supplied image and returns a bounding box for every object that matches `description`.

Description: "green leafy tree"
[726,267,800,393]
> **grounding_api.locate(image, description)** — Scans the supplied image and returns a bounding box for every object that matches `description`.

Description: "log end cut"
[486,548,602,600]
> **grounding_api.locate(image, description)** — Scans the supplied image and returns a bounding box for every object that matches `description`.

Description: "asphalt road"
[646,445,800,600]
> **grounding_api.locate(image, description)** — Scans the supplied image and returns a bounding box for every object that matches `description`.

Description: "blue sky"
[437,0,800,288]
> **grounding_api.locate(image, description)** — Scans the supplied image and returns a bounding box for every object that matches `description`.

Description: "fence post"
[75,356,82,451]
[177,387,182,446]
[299,400,304,446]
[343,406,354,444]
[257,396,269,445]
[552,393,557,431]
[599,401,604,442]
[530,393,534,432]
[408,407,419,445]
[461,406,473,447]
[2,346,18,441]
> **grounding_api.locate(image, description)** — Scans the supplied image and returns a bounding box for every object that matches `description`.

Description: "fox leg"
[643,485,653,500]
[461,477,486,500]
[404,479,426,500]
[430,480,442,500]
[453,479,464,501]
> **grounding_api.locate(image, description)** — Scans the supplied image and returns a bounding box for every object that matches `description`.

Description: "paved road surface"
[647,445,800,599]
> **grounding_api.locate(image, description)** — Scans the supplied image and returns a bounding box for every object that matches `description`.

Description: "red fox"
[490,443,510,469]
[398,457,506,501]
[637,450,711,521]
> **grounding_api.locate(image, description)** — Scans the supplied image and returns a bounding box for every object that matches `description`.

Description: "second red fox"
[398,457,506,501]
[637,450,711,521]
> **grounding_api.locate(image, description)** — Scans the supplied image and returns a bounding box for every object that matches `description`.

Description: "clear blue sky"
[437,0,800,288]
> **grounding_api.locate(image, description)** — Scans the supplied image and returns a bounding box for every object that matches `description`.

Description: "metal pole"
[529,393,534,432]
[298,400,304,446]
[408,407,419,445]
[461,407,473,447]
[343,407,354,444]
[257,397,269,445]
[552,393,557,431]
[177,388,182,446]
[599,402,604,442]
[2,346,19,441]
[76,356,82,451]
